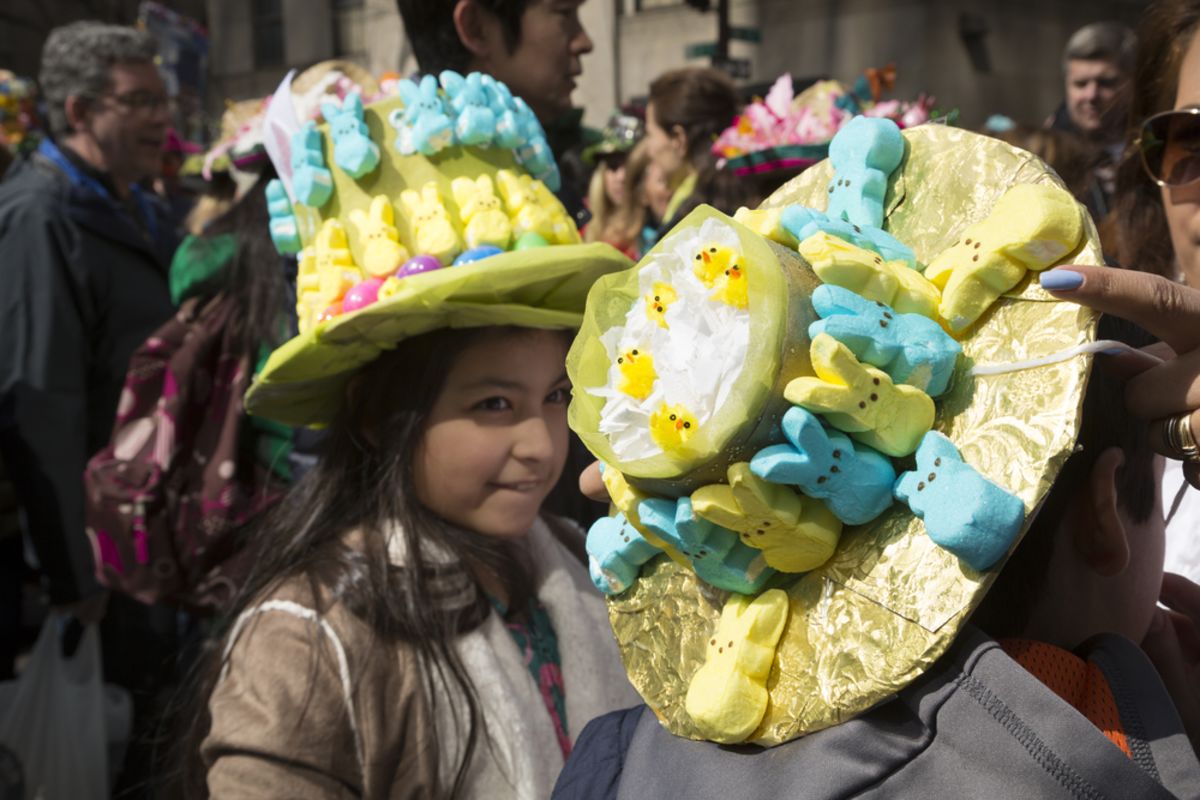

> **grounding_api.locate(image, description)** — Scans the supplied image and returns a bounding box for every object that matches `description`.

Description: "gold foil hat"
[566,123,1102,745]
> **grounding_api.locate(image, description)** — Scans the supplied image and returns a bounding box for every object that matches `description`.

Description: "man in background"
[394,0,598,221]
[1047,21,1136,218]
[0,21,178,794]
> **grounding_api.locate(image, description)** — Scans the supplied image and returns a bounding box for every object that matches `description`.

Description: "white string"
[969,339,1139,377]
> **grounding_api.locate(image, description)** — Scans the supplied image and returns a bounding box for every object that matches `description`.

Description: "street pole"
[716,0,730,62]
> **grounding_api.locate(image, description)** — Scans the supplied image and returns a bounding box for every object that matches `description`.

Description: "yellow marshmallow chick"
[496,169,557,242]
[924,183,1083,332]
[692,463,842,573]
[644,281,678,328]
[692,243,740,289]
[649,403,699,453]
[399,182,463,264]
[710,260,749,309]
[348,195,409,277]
[616,347,657,400]
[296,219,362,330]
[530,179,583,244]
[451,174,513,250]
[798,231,940,319]
[785,333,934,457]
[685,589,789,743]
[733,206,797,248]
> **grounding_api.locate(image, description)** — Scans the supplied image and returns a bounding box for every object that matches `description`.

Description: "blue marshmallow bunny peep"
[782,206,915,268]
[893,432,1025,571]
[751,407,895,525]
[323,90,380,178]
[808,285,962,396]
[637,497,774,595]
[826,116,905,228]
[390,74,455,156]
[265,178,302,254]
[483,75,524,148]
[440,70,496,146]
[290,121,333,208]
[586,514,662,596]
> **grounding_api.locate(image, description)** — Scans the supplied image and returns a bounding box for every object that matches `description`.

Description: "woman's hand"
[1041,265,1200,488]
[1143,573,1200,756]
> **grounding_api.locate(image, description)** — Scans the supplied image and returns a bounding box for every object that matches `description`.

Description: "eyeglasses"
[103,90,170,114]
[1137,107,1200,188]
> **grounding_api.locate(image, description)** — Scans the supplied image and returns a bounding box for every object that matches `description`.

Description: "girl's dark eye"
[546,387,570,405]
[475,396,512,412]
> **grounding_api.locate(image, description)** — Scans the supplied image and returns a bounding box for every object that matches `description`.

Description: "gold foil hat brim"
[604,124,1102,745]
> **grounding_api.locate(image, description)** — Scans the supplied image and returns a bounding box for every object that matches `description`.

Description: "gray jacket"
[554,627,1200,799]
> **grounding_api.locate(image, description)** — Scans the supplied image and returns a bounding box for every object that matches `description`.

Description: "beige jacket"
[202,516,639,799]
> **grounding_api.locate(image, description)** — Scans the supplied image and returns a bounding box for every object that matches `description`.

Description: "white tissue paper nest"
[591,218,752,460]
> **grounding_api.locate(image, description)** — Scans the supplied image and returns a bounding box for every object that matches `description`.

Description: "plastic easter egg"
[514,232,550,250]
[453,245,504,265]
[397,254,443,278]
[341,278,384,313]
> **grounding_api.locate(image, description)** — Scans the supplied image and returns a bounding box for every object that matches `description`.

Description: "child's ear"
[1073,446,1131,577]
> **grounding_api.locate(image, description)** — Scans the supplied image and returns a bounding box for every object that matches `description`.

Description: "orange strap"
[1001,639,1131,758]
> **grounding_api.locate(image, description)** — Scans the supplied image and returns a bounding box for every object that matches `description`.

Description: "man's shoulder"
[0,156,70,222]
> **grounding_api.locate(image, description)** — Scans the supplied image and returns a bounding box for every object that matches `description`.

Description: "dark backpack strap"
[552,706,646,800]
[542,512,587,565]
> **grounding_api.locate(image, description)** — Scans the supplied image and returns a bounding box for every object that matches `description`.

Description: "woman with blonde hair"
[585,139,653,259]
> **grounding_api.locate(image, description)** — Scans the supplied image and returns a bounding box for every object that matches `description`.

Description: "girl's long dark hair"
[171,327,538,798]
[200,168,292,356]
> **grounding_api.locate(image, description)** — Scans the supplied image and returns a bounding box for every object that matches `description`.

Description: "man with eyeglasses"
[0,22,178,786]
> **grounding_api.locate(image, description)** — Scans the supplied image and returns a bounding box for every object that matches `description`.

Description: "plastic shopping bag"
[0,615,130,800]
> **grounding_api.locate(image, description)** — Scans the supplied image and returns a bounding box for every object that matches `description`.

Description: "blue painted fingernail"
[1039,269,1084,292]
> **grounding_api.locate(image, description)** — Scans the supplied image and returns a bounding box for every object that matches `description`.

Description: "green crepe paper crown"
[565,124,1104,746]
[244,92,632,428]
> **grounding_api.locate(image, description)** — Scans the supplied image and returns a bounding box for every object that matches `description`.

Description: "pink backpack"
[83,293,285,611]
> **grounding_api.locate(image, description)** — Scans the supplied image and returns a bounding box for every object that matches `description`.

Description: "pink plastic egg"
[397,254,443,278]
[341,278,385,313]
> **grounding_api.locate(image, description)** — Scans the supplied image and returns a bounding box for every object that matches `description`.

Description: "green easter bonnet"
[244,70,632,427]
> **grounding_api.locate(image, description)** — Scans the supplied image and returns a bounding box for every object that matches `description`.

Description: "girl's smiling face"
[414,329,572,538]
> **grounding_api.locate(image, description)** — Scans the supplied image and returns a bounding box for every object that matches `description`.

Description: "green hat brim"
[245,242,632,427]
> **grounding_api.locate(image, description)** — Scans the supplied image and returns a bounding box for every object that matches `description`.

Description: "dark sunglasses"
[1137,107,1200,187]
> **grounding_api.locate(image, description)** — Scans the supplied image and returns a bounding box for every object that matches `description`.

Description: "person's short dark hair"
[972,313,1158,638]
[395,0,533,75]
[39,21,158,138]
[1062,21,1137,75]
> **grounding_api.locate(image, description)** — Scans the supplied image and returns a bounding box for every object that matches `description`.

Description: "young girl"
[174,72,639,799]
[183,322,636,797]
